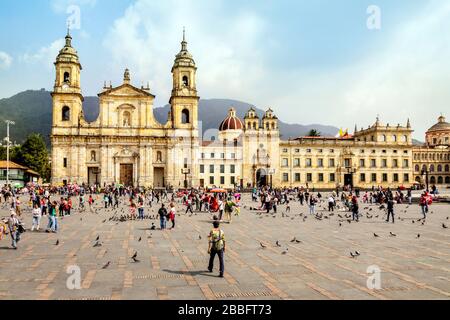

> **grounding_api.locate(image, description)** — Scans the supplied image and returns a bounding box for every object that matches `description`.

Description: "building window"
[381,135,386,142]
[283,148,288,153]
[307,173,312,182]
[392,159,398,168]
[283,173,289,182]
[209,176,214,185]
[182,75,189,87]
[63,158,68,168]
[330,173,335,182]
[201,153,205,159]
[371,159,377,168]
[306,159,312,167]
[329,159,335,168]
[220,165,225,174]
[294,158,300,167]
[282,158,289,167]
[359,159,365,168]
[200,165,205,174]
[181,109,190,124]
[210,153,215,159]
[330,149,335,153]
[360,173,366,182]
[306,149,312,153]
[220,176,225,185]
[209,165,214,174]
[231,153,236,159]
[295,173,301,182]
[382,173,388,182]
[393,173,399,182]
[318,173,324,182]
[371,173,377,182]
[404,174,409,182]
[90,151,96,162]
[230,165,236,174]
[403,160,409,168]
[317,159,324,168]
[344,159,351,168]
[295,149,300,153]
[382,159,387,168]
[63,72,70,83]
[62,106,70,121]
[231,176,236,185]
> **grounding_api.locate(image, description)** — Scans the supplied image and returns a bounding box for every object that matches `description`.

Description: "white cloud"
[103,0,269,107]
[20,39,65,69]
[0,51,13,69]
[102,0,450,139]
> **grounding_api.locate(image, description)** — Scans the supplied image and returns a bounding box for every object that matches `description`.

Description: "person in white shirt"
[218,199,224,221]
[328,196,335,212]
[31,203,42,231]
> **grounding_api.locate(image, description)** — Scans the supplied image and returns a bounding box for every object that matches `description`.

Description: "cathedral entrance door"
[256,168,268,188]
[154,168,165,188]
[120,164,134,186]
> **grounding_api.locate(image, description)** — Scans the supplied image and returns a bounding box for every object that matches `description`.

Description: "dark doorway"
[88,167,99,186]
[120,164,134,186]
[344,174,353,187]
[256,169,268,188]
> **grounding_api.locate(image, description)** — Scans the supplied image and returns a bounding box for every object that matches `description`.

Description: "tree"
[15,134,50,181]
[0,146,21,162]
[308,129,321,137]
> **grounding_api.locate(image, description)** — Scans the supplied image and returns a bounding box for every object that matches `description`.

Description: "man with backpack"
[158,203,168,230]
[207,220,226,278]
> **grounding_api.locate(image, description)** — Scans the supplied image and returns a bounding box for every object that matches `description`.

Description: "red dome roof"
[219,108,243,131]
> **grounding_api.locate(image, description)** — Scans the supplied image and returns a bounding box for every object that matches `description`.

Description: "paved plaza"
[0,194,449,300]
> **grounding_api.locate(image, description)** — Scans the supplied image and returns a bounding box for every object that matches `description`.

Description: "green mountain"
[0,89,345,146]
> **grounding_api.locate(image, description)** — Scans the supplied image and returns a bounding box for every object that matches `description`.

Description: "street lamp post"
[421,168,429,192]
[4,120,15,188]
[181,168,190,189]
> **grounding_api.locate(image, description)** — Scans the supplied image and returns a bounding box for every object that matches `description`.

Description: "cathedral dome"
[427,115,450,133]
[219,108,243,131]
[55,31,80,65]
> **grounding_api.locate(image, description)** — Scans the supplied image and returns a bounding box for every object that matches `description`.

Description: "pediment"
[98,84,155,98]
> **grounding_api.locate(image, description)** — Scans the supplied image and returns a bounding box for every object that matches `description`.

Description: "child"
[169,203,176,229]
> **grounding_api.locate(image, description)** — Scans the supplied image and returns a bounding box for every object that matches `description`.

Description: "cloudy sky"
[0,0,449,139]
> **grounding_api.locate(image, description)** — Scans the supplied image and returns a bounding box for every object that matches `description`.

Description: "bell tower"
[52,29,84,128]
[169,29,199,129]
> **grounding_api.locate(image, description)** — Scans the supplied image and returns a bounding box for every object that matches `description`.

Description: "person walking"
[328,195,335,212]
[168,203,176,230]
[8,211,22,249]
[309,195,317,215]
[217,198,224,221]
[158,203,168,230]
[386,196,395,223]
[351,195,359,222]
[31,203,42,231]
[224,198,235,224]
[207,220,226,278]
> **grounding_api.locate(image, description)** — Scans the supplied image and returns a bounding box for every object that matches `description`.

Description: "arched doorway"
[256,168,268,187]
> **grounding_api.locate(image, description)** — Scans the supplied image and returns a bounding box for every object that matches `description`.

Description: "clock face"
[62,84,69,90]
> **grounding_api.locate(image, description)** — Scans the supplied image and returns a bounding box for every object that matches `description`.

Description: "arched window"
[446,176,450,184]
[91,151,96,162]
[430,164,435,172]
[437,165,442,172]
[430,176,436,184]
[181,109,190,124]
[156,151,162,162]
[415,165,420,172]
[392,135,397,142]
[123,111,131,127]
[445,164,449,172]
[62,106,70,121]
[437,176,443,184]
[182,75,189,87]
[415,176,421,183]
[381,135,386,142]
[64,72,70,83]
[402,135,408,143]
[422,165,427,172]
[253,122,257,130]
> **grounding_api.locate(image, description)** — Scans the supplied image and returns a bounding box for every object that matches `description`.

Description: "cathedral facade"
[51,31,449,190]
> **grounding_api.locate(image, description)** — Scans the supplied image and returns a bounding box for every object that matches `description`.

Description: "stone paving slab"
[0,195,449,300]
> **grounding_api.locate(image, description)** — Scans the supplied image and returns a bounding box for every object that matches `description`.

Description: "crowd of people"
[0,182,440,277]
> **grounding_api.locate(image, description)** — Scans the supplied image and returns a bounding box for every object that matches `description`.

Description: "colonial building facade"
[51,31,449,190]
